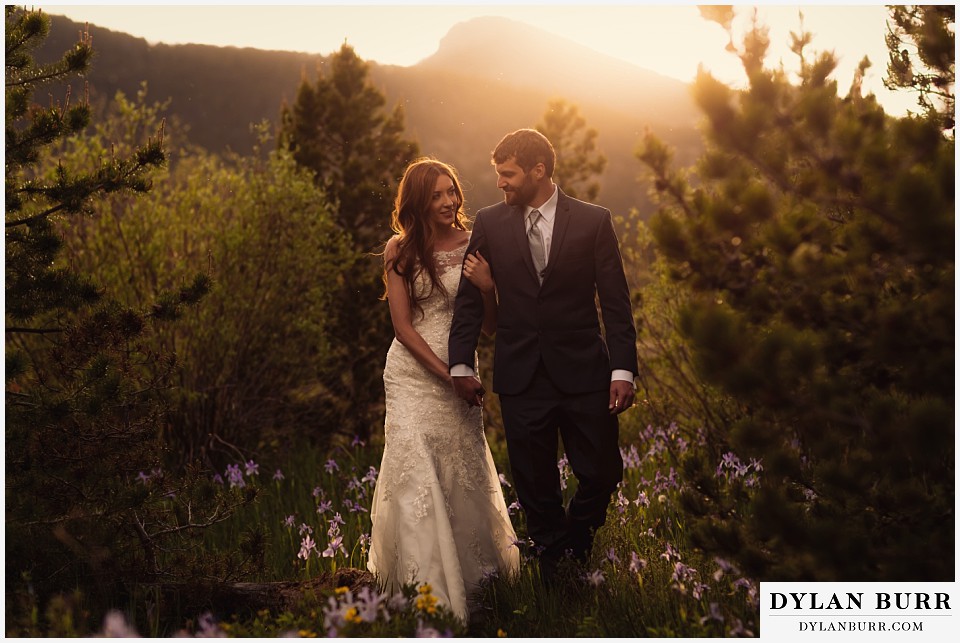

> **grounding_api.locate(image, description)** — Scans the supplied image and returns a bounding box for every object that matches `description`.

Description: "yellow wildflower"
[415,593,439,615]
[418,583,433,595]
[298,629,317,638]
[498,629,508,637]
[334,586,350,596]
[345,607,363,625]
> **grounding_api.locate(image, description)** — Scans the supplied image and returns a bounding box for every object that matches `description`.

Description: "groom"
[449,128,638,582]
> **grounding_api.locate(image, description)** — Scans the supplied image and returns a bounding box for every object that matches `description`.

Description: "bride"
[368,158,519,621]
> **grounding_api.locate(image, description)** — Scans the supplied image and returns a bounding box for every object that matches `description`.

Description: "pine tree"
[638,11,953,581]
[4,7,239,610]
[884,4,955,132]
[278,44,420,441]
[536,98,607,201]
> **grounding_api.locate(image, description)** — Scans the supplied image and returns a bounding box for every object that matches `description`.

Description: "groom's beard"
[502,175,538,206]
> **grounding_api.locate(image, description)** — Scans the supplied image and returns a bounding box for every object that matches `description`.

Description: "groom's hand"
[453,375,485,407]
[609,380,635,415]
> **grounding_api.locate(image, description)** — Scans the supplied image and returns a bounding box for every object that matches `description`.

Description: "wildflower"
[325,458,340,473]
[344,607,362,624]
[480,567,499,582]
[298,628,317,637]
[194,611,226,638]
[347,477,363,492]
[634,490,650,507]
[387,592,410,612]
[322,589,358,633]
[329,512,346,527]
[661,542,680,562]
[699,602,725,626]
[728,618,754,637]
[316,499,333,514]
[415,585,439,615]
[322,535,346,558]
[100,610,139,637]
[614,489,629,514]
[312,486,324,498]
[351,434,366,448]
[212,473,224,485]
[498,473,512,488]
[629,551,647,574]
[344,498,369,514]
[244,459,259,476]
[606,547,620,565]
[358,533,372,550]
[692,581,709,600]
[299,523,313,535]
[507,500,521,515]
[584,569,605,587]
[137,471,151,484]
[415,619,442,637]
[225,464,245,489]
[283,514,296,528]
[620,444,642,469]
[354,586,386,623]
[298,535,316,560]
[362,466,379,485]
[556,454,571,490]
[497,629,508,637]
[273,468,284,481]
[712,557,739,582]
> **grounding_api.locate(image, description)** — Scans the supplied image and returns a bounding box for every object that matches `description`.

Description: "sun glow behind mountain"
[43,3,915,116]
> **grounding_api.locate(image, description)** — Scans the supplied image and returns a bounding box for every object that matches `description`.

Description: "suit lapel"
[541,190,571,285]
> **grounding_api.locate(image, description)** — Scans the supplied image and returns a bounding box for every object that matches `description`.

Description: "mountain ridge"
[39,12,705,219]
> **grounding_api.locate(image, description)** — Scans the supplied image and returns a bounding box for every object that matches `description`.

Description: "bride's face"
[427,173,460,230]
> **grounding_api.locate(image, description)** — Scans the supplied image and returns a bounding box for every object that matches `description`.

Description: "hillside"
[39,13,705,219]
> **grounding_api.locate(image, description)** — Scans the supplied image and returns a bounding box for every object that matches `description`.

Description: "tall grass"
[193,417,761,637]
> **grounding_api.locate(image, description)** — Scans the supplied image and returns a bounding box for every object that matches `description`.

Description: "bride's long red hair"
[383,158,468,316]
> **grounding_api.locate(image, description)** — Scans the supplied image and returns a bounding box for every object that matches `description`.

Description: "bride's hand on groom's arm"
[452,375,485,407]
[463,251,494,293]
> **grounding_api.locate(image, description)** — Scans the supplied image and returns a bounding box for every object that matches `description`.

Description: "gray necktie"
[527,209,547,283]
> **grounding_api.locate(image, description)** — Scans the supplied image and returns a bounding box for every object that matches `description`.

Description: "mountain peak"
[417,15,690,109]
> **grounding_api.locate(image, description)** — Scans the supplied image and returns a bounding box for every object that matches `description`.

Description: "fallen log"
[155,567,378,619]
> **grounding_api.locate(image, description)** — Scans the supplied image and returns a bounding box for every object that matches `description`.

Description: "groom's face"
[495,158,538,207]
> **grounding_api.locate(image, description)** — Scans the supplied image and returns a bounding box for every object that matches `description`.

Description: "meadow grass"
[188,418,761,637]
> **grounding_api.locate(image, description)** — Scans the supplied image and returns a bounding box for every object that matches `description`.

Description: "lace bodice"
[407,243,469,364]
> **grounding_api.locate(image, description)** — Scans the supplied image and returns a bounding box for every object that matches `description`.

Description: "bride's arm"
[463,250,497,336]
[385,237,452,383]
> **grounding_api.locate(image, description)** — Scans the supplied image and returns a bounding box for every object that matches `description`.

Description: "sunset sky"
[42,2,917,116]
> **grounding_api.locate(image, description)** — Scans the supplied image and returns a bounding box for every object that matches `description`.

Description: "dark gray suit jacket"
[449,189,638,395]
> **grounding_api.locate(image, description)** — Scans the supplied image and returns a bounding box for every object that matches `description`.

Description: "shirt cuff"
[611,369,635,385]
[450,363,476,377]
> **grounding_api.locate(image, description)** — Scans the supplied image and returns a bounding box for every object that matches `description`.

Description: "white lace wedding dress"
[368,242,519,621]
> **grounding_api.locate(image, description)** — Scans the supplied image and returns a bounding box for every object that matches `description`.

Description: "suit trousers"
[499,361,623,568]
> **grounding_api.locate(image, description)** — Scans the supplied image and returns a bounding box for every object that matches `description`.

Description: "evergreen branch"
[5,201,70,227]
[5,326,63,334]
[6,62,83,89]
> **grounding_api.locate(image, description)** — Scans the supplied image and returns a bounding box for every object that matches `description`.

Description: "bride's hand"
[463,251,494,293]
